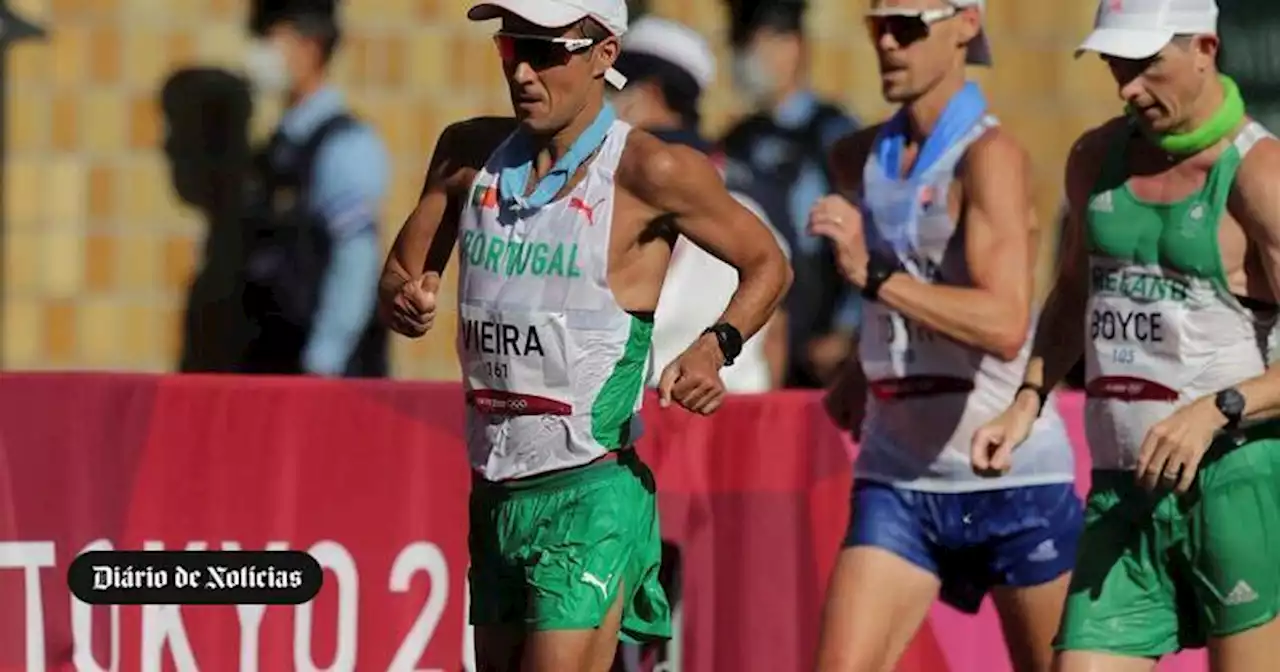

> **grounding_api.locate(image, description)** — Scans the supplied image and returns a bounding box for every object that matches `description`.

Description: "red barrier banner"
[0,374,1207,671]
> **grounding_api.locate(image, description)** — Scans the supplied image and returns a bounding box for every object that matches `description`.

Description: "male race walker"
[974,0,1280,670]
[378,1,792,670]
[813,1,1081,670]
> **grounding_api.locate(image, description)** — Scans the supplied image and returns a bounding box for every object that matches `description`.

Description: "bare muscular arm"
[378,118,513,333]
[1011,125,1115,410]
[1221,138,1280,420]
[627,135,793,344]
[855,130,1039,361]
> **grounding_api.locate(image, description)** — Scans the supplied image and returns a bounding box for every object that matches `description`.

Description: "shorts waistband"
[471,449,639,495]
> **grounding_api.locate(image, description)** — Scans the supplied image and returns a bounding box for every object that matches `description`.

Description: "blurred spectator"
[613,17,791,393]
[1218,0,1280,133]
[162,68,256,373]
[239,0,389,377]
[718,0,863,389]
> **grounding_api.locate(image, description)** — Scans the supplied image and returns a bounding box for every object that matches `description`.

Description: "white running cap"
[948,0,992,66]
[468,0,629,88]
[1076,0,1218,60]
[622,17,716,89]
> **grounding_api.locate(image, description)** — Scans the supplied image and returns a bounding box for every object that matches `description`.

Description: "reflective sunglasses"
[492,32,596,69]
[864,7,957,47]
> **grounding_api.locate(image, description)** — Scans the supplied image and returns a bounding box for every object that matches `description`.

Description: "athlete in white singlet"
[377,1,791,670]
[809,1,1080,671]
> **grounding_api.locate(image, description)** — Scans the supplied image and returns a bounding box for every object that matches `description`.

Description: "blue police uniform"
[242,85,389,376]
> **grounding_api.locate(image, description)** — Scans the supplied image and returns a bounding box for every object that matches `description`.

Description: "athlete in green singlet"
[972,0,1280,670]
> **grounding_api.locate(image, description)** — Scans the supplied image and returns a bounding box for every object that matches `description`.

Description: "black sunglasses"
[493,32,596,70]
[864,7,957,47]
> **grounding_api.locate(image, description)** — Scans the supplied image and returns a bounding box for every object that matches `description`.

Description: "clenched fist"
[657,334,727,415]
[383,274,439,338]
[970,391,1040,477]
[807,195,869,284]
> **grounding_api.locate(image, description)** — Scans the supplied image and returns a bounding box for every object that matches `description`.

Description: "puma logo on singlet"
[568,196,603,225]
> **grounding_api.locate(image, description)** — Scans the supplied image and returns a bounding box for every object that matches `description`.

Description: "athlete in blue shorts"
[809,1,1082,670]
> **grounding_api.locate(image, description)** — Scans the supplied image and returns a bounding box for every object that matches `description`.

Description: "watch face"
[1219,389,1246,415]
[713,324,742,358]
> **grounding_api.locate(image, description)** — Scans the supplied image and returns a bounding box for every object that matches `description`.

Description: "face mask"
[244,41,291,93]
[731,50,776,105]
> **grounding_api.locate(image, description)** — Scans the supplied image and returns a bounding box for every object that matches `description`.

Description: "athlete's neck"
[904,70,966,142]
[1171,74,1227,136]
[531,97,606,179]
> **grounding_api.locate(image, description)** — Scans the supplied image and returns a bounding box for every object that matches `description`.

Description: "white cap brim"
[467,0,628,89]
[1075,27,1173,60]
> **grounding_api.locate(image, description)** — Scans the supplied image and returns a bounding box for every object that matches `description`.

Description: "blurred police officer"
[241,0,389,377]
[719,0,862,388]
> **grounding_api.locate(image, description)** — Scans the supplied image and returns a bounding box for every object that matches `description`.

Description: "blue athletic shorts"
[844,479,1084,613]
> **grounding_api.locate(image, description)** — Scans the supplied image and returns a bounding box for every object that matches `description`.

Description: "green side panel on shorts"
[591,315,654,448]
[467,454,672,642]
[1056,431,1280,658]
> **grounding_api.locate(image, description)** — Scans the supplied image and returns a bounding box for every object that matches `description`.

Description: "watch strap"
[703,323,743,366]
[1215,387,1246,428]
[1015,383,1047,417]
[861,253,902,301]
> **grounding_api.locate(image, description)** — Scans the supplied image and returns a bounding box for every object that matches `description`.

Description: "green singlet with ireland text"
[1056,119,1280,656]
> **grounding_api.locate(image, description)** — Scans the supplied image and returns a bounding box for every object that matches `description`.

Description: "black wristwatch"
[861,252,904,301]
[1016,383,1048,417]
[702,323,744,367]
[1215,387,1246,429]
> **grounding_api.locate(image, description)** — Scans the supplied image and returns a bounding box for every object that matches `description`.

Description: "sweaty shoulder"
[1064,116,1128,209]
[958,126,1032,192]
[962,126,1029,168]
[616,129,723,207]
[827,123,885,194]
[430,116,519,192]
